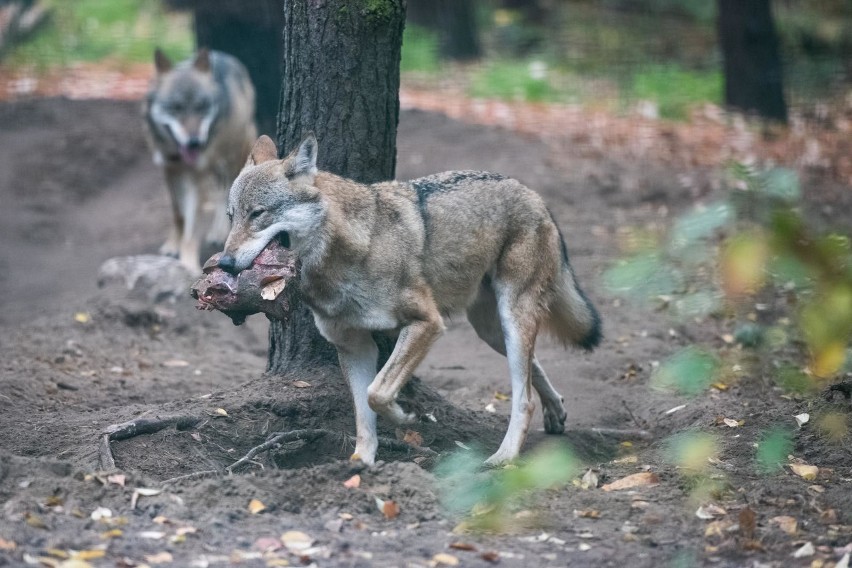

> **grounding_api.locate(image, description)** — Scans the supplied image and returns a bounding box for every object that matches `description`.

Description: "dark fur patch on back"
[411,170,506,200]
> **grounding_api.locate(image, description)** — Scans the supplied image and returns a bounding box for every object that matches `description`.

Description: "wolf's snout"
[217,254,238,274]
[187,137,203,150]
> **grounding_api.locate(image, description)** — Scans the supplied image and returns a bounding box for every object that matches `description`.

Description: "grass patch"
[400,25,440,73]
[469,59,559,102]
[7,0,192,69]
[628,64,722,119]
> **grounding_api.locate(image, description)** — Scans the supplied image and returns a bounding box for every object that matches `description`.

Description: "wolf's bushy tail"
[544,223,602,351]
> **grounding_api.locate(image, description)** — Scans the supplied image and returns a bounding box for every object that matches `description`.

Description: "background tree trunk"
[717,0,788,122]
[169,0,285,137]
[407,0,481,61]
[269,0,406,374]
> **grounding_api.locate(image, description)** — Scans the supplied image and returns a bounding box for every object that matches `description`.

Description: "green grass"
[7,0,192,69]
[628,64,722,119]
[469,59,560,103]
[400,25,440,73]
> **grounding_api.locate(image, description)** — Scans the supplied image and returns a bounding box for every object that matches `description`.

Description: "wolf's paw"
[159,242,179,258]
[542,405,567,435]
[484,448,519,467]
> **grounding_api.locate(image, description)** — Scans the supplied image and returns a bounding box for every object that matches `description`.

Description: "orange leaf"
[343,474,361,489]
[601,472,659,492]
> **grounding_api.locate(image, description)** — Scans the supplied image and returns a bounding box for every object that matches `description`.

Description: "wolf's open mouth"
[275,231,291,249]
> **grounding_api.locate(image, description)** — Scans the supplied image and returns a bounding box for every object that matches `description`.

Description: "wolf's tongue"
[179,146,201,165]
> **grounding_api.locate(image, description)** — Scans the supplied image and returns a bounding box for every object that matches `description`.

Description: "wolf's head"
[147,48,220,167]
[218,134,324,274]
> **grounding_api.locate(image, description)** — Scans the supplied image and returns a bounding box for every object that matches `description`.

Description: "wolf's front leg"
[160,166,185,258]
[367,307,444,425]
[328,328,381,465]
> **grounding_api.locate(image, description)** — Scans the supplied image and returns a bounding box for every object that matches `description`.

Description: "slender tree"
[717,0,788,122]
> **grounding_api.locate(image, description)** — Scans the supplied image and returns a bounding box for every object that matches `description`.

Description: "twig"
[377,436,439,458]
[98,414,202,470]
[160,470,220,485]
[571,427,653,441]
[621,400,647,430]
[227,429,331,473]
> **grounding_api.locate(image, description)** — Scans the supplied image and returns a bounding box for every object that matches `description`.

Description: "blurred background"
[1,0,850,126]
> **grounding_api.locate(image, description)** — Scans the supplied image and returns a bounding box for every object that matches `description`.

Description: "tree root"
[572,427,653,441]
[99,414,202,470]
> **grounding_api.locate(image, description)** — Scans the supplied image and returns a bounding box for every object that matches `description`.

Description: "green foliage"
[435,442,580,532]
[7,0,192,68]
[469,60,559,103]
[400,25,440,73]
[629,65,722,119]
[652,347,720,396]
[755,427,794,474]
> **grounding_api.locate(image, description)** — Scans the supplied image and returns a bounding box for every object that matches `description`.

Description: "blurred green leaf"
[734,323,764,348]
[651,347,719,396]
[769,254,812,290]
[603,253,684,299]
[662,431,719,473]
[761,168,801,202]
[670,201,732,250]
[774,365,816,394]
[672,290,721,318]
[755,427,794,474]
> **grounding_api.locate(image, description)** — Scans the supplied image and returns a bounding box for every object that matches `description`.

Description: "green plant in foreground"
[435,442,580,532]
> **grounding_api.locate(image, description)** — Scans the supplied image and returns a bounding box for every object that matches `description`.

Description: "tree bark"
[717,0,788,122]
[169,0,285,137]
[269,0,406,374]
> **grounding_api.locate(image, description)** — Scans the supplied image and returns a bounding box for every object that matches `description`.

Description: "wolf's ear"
[245,135,279,167]
[193,48,211,73]
[154,48,172,74]
[286,133,318,179]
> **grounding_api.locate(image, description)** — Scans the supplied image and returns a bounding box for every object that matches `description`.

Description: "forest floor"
[0,96,850,568]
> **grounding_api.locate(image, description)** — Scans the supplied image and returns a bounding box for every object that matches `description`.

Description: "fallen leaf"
[248,499,266,514]
[454,441,472,450]
[131,487,162,509]
[46,549,68,558]
[161,359,189,368]
[449,542,477,551]
[792,542,815,558]
[191,432,201,442]
[152,516,169,524]
[338,512,353,521]
[794,413,810,428]
[739,507,756,540]
[807,484,825,493]
[73,550,106,561]
[789,463,819,481]
[819,509,837,524]
[213,407,228,417]
[107,474,126,487]
[145,551,173,564]
[0,538,16,551]
[484,403,496,413]
[493,391,509,401]
[382,499,400,519]
[175,526,196,536]
[574,509,601,519]
[139,531,165,540]
[260,277,287,300]
[769,515,798,536]
[578,543,592,551]
[293,380,311,388]
[696,504,727,520]
[403,430,423,447]
[723,418,739,428]
[704,520,733,538]
[24,512,48,529]
[254,537,282,552]
[74,312,91,324]
[101,529,123,539]
[432,553,459,566]
[480,551,500,563]
[665,404,687,414]
[343,474,361,489]
[280,530,313,553]
[602,472,659,491]
[580,468,599,489]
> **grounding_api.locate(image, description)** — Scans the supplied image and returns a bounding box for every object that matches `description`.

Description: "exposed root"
[570,427,653,441]
[160,470,220,486]
[99,414,202,470]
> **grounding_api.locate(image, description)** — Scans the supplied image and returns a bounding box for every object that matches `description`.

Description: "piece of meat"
[190,240,298,325]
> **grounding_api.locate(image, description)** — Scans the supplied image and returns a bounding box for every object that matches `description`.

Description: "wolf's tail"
[544,221,602,351]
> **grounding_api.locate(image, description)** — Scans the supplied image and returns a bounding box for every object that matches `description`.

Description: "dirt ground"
[0,98,850,568]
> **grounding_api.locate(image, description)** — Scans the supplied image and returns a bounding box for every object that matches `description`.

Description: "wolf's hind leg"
[160,168,184,258]
[467,282,567,435]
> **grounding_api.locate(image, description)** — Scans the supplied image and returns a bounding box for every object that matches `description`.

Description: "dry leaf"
[101,529,123,539]
[280,530,313,552]
[696,504,727,520]
[602,472,659,491]
[449,542,477,551]
[723,418,739,428]
[794,413,810,428]
[574,509,601,519]
[74,312,90,324]
[260,277,287,300]
[432,553,459,566]
[578,543,592,551]
[25,512,47,529]
[0,538,16,551]
[580,469,599,489]
[254,537,282,552]
[403,430,423,448]
[73,550,106,561]
[131,487,162,509]
[139,531,165,540]
[739,507,756,540]
[819,509,838,524]
[248,499,266,514]
[493,391,509,401]
[792,542,815,558]
[484,403,496,413]
[704,520,733,538]
[293,380,311,388]
[382,500,400,519]
[343,474,361,489]
[480,551,500,563]
[769,515,798,535]
[161,359,189,367]
[789,463,819,480]
[145,551,174,564]
[213,407,228,417]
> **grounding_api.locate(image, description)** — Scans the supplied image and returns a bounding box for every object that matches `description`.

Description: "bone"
[190,240,298,325]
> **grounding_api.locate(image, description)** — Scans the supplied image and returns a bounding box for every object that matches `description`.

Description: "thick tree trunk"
[717,0,788,122]
[181,0,284,137]
[269,0,406,374]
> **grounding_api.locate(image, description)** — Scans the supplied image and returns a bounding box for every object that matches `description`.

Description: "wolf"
[144,48,257,272]
[218,134,602,466]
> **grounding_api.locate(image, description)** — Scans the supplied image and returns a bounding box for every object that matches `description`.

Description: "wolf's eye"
[249,208,266,220]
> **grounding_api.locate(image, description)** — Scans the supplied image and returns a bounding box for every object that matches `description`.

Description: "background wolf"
[219,134,602,466]
[144,48,256,272]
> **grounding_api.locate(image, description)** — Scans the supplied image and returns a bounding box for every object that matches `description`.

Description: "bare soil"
[0,99,850,568]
